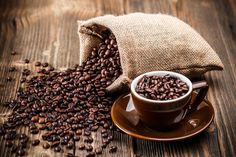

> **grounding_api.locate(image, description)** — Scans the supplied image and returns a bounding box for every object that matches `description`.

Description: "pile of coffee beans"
[135,75,189,100]
[0,31,121,156]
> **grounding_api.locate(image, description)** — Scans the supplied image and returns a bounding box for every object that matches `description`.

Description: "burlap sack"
[78,13,223,92]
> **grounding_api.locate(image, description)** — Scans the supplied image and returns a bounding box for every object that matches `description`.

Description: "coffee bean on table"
[11,51,17,55]
[6,140,13,147]
[32,139,40,146]
[19,134,27,140]
[54,146,61,152]
[78,144,85,150]
[95,147,103,154]
[85,144,93,151]
[43,142,50,149]
[109,145,117,153]
[9,67,16,72]
[1,32,122,156]
[66,141,74,149]
[86,152,95,157]
[11,144,18,152]
[17,149,25,156]
[108,135,114,141]
[30,129,39,134]
[66,153,75,157]
[73,135,80,141]
[6,76,13,82]
[24,59,30,63]
[42,62,49,67]
[31,116,39,122]
[35,61,41,66]
[51,141,60,147]
[84,136,93,143]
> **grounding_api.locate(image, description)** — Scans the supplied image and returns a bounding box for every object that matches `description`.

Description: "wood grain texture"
[0,0,235,157]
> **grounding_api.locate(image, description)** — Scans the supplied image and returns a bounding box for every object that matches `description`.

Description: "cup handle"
[187,80,209,115]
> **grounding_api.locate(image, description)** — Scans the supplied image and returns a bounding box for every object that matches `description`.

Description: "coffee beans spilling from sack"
[78,13,223,93]
[135,75,189,100]
[0,31,121,156]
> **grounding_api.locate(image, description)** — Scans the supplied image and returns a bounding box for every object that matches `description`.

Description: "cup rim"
[131,71,192,104]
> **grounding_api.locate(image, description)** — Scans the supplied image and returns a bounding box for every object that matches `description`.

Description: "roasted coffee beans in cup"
[131,71,208,130]
[135,75,189,100]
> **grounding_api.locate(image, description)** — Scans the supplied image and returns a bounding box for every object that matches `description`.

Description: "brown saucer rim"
[111,93,215,142]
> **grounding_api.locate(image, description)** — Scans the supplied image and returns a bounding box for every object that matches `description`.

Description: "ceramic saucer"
[111,92,214,141]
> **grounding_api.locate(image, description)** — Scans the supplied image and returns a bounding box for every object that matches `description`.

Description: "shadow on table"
[133,130,216,156]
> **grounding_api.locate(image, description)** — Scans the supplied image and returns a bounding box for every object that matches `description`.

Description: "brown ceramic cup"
[130,71,208,131]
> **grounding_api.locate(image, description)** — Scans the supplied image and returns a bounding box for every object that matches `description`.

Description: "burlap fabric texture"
[78,13,223,92]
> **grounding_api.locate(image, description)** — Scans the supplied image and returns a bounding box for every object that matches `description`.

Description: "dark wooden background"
[0,0,235,157]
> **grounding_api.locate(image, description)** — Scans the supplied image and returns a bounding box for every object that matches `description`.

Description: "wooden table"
[0,0,235,157]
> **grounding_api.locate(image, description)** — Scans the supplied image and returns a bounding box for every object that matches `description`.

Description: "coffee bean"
[39,124,46,130]
[54,146,61,152]
[102,133,108,138]
[30,129,39,134]
[42,62,49,67]
[73,135,80,141]
[19,134,27,140]
[11,51,17,55]
[17,149,25,156]
[35,61,41,66]
[95,147,103,154]
[31,116,39,122]
[78,144,85,150]
[11,144,18,152]
[6,140,13,147]
[9,67,16,72]
[108,135,114,141]
[84,131,91,136]
[86,152,95,157]
[24,59,30,64]
[109,145,117,153]
[32,139,40,146]
[6,77,13,82]
[43,142,50,149]
[38,118,46,124]
[66,153,75,157]
[51,141,60,147]
[101,143,107,149]
[84,136,93,143]
[85,144,93,151]
[66,141,74,149]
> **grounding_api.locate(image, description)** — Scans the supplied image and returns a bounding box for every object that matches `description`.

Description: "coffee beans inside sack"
[78,13,223,93]
[0,31,121,156]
